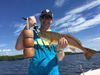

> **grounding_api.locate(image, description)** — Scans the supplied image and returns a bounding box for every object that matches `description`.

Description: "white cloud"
[55,0,66,7]
[67,0,100,14]
[0,48,23,56]
[34,13,40,17]
[68,14,100,33]
[71,17,86,26]
[82,37,100,51]
[54,15,73,26]
[14,23,25,36]
[55,0,100,27]
[86,37,100,43]
[53,0,100,33]
[0,44,6,48]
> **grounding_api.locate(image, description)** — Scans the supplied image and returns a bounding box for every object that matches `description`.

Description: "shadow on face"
[41,15,53,29]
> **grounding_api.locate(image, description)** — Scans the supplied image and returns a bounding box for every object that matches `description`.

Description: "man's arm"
[15,27,26,50]
[15,16,37,50]
[57,49,65,61]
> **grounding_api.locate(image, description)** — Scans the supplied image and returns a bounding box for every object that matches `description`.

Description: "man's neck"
[40,26,51,31]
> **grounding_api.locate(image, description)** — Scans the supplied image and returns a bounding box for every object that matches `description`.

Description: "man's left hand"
[57,37,68,51]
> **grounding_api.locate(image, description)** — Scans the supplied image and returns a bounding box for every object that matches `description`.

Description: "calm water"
[0,53,100,75]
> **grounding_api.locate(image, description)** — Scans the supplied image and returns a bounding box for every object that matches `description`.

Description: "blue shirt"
[28,30,59,75]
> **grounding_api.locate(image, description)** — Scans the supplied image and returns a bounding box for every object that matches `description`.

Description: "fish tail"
[82,47,96,60]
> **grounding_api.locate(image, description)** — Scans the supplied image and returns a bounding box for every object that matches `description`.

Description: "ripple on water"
[0,53,100,75]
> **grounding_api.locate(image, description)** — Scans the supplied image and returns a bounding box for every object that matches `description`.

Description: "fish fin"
[48,40,52,47]
[83,47,96,60]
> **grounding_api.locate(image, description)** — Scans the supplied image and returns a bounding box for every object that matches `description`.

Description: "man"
[15,9,68,75]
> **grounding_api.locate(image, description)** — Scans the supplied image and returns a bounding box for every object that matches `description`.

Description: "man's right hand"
[28,16,37,28]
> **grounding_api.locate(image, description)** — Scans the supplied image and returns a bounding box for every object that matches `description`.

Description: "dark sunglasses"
[41,15,52,19]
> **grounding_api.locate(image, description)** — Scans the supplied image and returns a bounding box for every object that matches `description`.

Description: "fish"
[38,31,96,60]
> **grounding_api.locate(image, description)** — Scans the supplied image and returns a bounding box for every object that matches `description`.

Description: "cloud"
[68,14,100,33]
[86,37,100,43]
[67,0,100,14]
[0,44,6,48]
[83,37,100,51]
[14,23,25,36]
[53,0,100,33]
[34,13,40,17]
[0,48,23,56]
[55,0,66,7]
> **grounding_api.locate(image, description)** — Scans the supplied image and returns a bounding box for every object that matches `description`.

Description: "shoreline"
[0,51,99,61]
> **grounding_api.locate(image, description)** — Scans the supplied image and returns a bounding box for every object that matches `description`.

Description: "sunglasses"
[41,15,52,19]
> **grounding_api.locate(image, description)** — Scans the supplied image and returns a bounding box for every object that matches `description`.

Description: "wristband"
[57,49,63,53]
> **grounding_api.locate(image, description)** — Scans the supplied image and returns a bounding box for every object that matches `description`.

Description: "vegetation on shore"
[0,52,82,61]
[0,55,25,61]
[0,51,99,61]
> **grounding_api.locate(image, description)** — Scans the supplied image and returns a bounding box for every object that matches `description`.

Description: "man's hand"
[57,37,68,51]
[56,37,68,61]
[28,16,37,28]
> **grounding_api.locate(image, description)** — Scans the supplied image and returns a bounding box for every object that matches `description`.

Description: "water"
[0,53,100,75]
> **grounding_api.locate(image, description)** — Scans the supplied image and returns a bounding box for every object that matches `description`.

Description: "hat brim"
[40,13,53,18]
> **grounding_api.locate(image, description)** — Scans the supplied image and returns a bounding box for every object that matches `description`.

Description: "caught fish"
[38,30,96,60]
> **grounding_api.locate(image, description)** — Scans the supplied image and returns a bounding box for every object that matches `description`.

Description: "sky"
[0,0,100,56]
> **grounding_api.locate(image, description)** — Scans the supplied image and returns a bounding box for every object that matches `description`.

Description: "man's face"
[41,15,53,28]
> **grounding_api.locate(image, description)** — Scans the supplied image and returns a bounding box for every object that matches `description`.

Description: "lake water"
[0,53,100,75]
